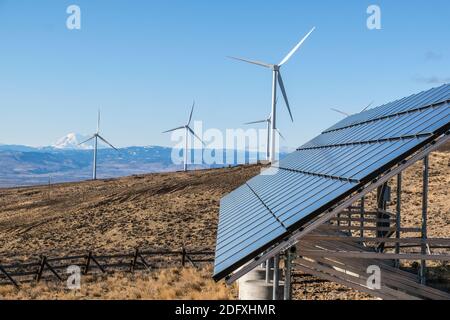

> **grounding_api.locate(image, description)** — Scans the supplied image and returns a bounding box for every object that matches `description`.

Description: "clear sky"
[0,0,449,148]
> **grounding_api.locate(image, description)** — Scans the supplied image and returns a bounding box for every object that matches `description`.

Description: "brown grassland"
[0,149,448,300]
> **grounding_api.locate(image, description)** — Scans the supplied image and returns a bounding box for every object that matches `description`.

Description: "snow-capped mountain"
[53,133,96,150]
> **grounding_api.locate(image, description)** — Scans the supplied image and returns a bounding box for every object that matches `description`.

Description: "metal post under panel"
[273,254,280,300]
[266,257,273,283]
[421,156,429,284]
[360,196,365,237]
[284,248,294,300]
[395,173,402,268]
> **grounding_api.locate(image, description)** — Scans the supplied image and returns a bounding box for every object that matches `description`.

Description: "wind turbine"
[330,108,350,117]
[229,27,315,163]
[163,101,204,172]
[244,115,286,161]
[79,110,119,180]
[330,101,374,118]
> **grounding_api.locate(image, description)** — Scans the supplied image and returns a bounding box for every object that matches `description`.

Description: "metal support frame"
[266,257,273,283]
[395,173,402,268]
[421,155,429,284]
[284,248,294,300]
[226,132,450,285]
[376,183,392,248]
[360,196,365,237]
[272,254,280,300]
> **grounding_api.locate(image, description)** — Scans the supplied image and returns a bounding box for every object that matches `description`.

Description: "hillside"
[0,151,448,300]
[0,165,262,261]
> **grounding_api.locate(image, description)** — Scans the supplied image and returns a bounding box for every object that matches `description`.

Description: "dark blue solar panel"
[213,84,450,280]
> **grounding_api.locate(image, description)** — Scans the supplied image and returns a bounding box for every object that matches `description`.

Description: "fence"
[0,247,215,288]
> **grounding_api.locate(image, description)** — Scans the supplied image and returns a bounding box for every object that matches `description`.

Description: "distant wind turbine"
[163,101,204,172]
[244,115,286,161]
[229,27,315,163]
[79,110,119,180]
[330,108,350,117]
[330,101,375,118]
[361,101,375,112]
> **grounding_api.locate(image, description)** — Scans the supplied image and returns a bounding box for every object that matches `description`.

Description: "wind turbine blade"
[97,110,101,133]
[330,108,350,117]
[244,120,267,125]
[97,135,119,151]
[279,27,316,66]
[227,56,272,68]
[188,101,195,126]
[78,136,95,146]
[162,126,185,134]
[188,127,205,146]
[361,101,374,112]
[277,72,294,122]
[276,129,286,141]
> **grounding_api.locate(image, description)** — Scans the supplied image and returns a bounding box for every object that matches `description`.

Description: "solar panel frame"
[213,85,450,281]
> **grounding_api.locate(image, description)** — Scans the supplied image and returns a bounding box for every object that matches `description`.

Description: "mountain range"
[0,133,289,188]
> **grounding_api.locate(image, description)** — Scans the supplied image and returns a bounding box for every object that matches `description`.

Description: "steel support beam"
[360,196,365,237]
[395,173,402,268]
[421,155,429,284]
[226,132,449,285]
[265,257,273,283]
[284,248,294,300]
[273,254,280,300]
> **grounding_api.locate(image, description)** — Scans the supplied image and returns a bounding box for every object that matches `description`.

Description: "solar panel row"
[214,84,450,281]
[324,84,449,133]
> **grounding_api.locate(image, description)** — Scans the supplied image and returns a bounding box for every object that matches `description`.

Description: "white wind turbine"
[229,27,315,163]
[330,101,374,118]
[163,101,204,172]
[244,114,286,161]
[79,110,119,180]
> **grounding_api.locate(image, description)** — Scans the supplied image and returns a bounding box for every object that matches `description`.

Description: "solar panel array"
[213,84,450,281]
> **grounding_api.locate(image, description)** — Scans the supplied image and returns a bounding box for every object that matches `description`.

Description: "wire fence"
[0,247,215,288]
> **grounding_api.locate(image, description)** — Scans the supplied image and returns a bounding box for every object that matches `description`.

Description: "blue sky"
[0,0,449,148]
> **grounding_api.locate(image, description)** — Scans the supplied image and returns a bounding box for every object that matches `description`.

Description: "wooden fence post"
[130,248,139,273]
[90,254,106,273]
[138,252,151,271]
[36,256,46,282]
[0,264,19,288]
[84,252,92,275]
[181,247,186,267]
[44,259,62,282]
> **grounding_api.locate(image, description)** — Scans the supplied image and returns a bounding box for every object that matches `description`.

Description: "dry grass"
[0,267,236,300]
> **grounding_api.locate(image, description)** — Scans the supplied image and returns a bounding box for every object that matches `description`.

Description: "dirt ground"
[0,151,448,300]
[0,165,262,261]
